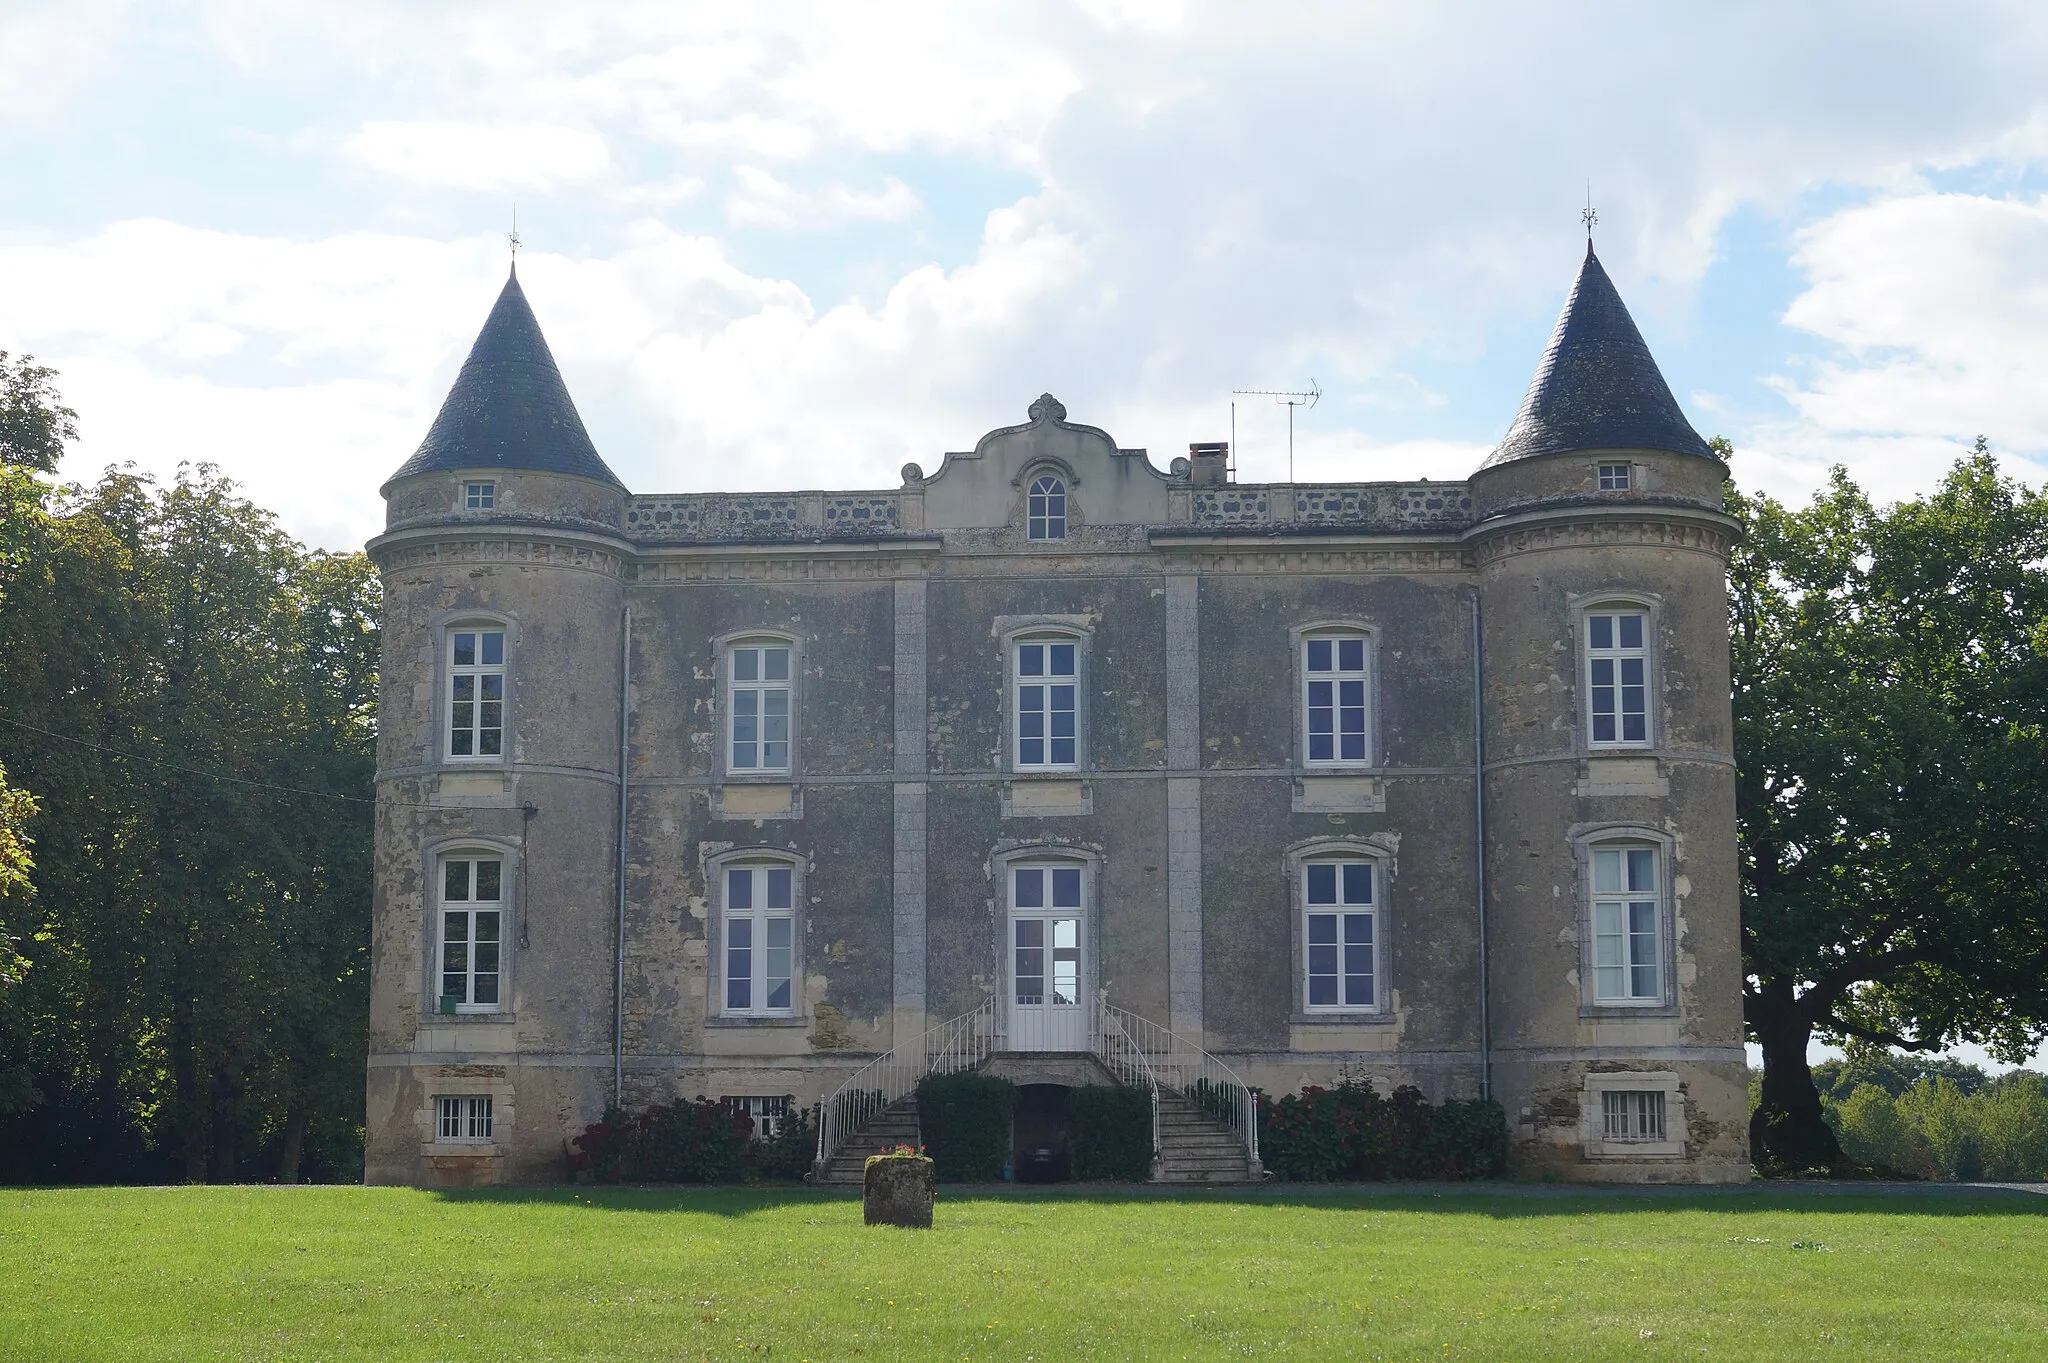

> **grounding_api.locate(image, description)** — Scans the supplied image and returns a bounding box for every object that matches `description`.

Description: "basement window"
[435,1095,493,1144]
[724,1095,792,1140]
[1601,1089,1666,1141]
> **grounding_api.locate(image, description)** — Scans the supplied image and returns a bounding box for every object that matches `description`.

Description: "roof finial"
[508,203,521,278]
[1583,182,1597,247]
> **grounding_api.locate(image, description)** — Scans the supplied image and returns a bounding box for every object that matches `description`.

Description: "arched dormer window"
[1027,475,1067,541]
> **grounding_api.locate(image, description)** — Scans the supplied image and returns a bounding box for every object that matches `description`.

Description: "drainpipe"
[613,606,632,1110]
[1470,590,1491,1103]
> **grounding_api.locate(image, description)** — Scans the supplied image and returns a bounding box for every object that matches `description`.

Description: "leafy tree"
[0,353,78,472]
[0,461,377,1182]
[1831,1083,1913,1171]
[1732,446,2048,1171]
[1975,1073,2048,1180]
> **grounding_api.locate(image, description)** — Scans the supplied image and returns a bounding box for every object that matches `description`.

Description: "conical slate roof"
[387,269,623,487]
[1483,242,1713,468]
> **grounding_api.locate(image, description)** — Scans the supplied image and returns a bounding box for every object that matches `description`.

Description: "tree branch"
[1797,946,1932,1018]
[1823,1014,1946,1053]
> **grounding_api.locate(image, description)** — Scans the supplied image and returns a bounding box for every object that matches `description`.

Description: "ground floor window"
[436,1095,493,1143]
[1303,858,1376,1011]
[1601,1089,1666,1141]
[723,862,796,1016]
[438,855,503,1012]
[1591,843,1662,1003]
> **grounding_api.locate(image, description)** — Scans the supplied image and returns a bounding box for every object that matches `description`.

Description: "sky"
[4,2,2048,1070]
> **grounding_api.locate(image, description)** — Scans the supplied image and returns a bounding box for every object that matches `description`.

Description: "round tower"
[1470,243,1749,1181]
[364,266,630,1186]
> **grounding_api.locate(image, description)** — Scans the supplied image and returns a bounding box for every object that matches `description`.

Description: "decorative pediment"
[918,395,1173,530]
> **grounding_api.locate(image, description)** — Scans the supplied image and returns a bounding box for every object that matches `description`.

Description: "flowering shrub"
[1257,1079,1506,1181]
[570,1096,817,1184]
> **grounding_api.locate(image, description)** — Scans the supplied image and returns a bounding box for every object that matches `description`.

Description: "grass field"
[2,1184,2046,1361]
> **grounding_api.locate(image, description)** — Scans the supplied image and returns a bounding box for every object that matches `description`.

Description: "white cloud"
[725,167,924,231]
[12,3,2048,552]
[1746,191,2048,505]
[341,120,611,192]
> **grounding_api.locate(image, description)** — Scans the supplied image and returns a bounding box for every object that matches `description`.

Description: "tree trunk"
[1747,982,1845,1172]
[208,1066,241,1184]
[172,1009,208,1184]
[277,1105,307,1184]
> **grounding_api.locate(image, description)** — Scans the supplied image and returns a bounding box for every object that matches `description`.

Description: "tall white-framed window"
[1302,858,1378,1012]
[727,639,793,774]
[1302,631,1371,766]
[1591,842,1661,1004]
[722,861,796,1017]
[1027,475,1067,541]
[1585,606,1650,747]
[438,854,504,1012]
[447,626,506,760]
[1013,636,1079,770]
[435,1095,494,1143]
[464,480,496,510]
[1596,463,1632,492]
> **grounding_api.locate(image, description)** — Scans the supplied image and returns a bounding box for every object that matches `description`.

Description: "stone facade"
[364,253,1752,1186]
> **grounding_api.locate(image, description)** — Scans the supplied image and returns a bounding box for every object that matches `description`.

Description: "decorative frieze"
[378,537,626,578]
[1471,516,1735,565]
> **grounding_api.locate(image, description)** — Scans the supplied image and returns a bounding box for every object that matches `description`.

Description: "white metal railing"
[1091,999,1164,1179]
[811,997,1001,1178]
[1100,1001,1263,1178]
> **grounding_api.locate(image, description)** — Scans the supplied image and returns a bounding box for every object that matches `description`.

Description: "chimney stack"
[1188,441,1230,486]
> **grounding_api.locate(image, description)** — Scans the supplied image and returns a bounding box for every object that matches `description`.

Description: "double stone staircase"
[814,1053,1258,1186]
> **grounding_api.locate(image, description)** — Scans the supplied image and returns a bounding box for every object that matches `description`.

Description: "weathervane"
[1583,183,1597,240]
[509,204,522,272]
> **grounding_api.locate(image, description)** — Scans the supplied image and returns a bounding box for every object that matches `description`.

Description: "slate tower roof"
[387,268,623,488]
[1484,243,1713,468]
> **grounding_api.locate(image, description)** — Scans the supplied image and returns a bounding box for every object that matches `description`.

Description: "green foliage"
[914,1072,1015,1182]
[0,458,379,1182]
[1813,1051,1992,1101]
[1068,1084,1152,1181]
[1824,1071,2048,1180]
[1257,1079,1506,1181]
[0,353,77,474]
[570,1097,816,1184]
[1731,446,2048,1168]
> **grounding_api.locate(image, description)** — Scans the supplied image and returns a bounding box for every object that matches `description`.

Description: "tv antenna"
[1231,381,1320,482]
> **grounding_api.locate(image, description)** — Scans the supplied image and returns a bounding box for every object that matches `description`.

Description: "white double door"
[1007,862,1088,1051]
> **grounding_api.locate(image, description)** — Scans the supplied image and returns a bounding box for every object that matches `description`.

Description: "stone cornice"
[367,524,632,578]
[1463,504,1738,564]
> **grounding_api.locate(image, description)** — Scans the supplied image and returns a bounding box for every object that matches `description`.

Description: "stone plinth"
[862,1154,935,1228]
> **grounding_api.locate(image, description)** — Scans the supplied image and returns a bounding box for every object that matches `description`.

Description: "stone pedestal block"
[862,1155,935,1228]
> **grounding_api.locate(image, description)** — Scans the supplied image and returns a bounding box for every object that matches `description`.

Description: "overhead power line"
[0,711,394,808]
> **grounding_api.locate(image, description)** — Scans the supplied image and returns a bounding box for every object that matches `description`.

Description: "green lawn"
[2,1185,2045,1360]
